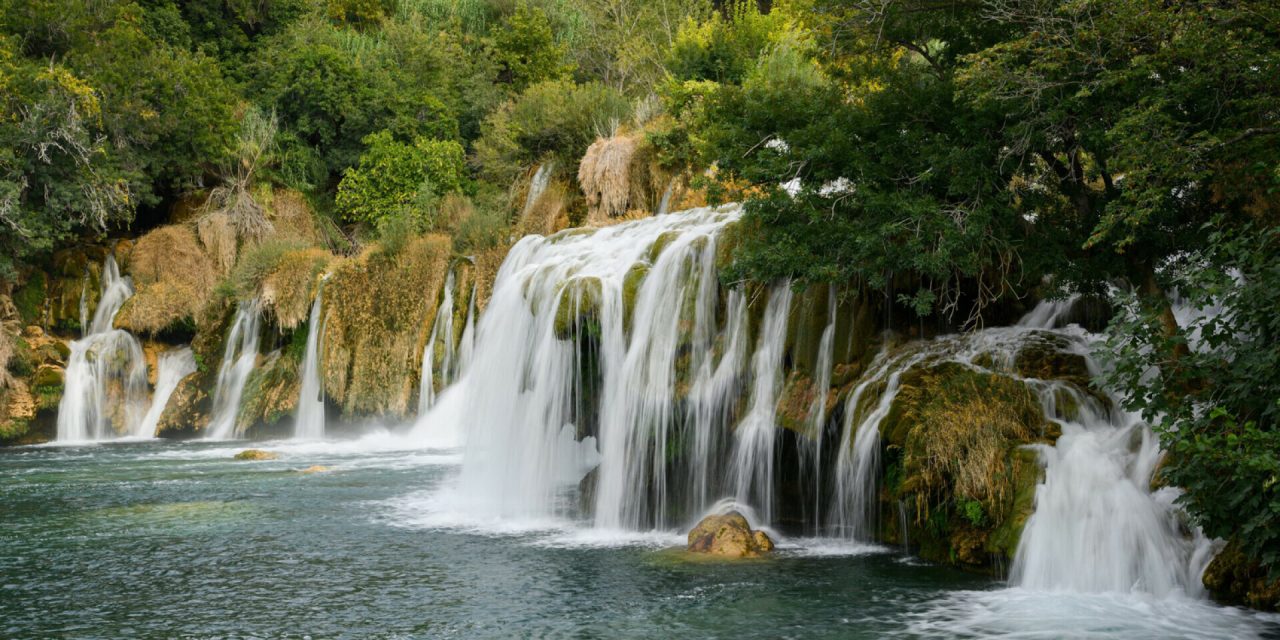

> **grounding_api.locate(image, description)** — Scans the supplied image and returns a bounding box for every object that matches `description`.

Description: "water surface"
[2,439,1276,639]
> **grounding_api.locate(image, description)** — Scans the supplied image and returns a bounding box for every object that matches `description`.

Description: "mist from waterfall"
[205,301,261,440]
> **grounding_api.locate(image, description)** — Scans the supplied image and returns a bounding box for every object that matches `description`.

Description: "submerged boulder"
[233,449,278,461]
[687,511,775,558]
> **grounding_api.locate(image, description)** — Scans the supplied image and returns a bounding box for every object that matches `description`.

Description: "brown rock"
[233,449,279,461]
[299,465,330,474]
[687,511,775,558]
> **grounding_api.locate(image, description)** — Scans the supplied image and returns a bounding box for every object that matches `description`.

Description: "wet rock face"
[1203,540,1280,611]
[687,511,775,558]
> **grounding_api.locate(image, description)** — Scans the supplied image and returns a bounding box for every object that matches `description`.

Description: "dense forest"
[1,0,1278,608]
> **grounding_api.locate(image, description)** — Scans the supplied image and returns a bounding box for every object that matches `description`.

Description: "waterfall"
[808,287,837,529]
[136,348,196,437]
[593,214,727,529]
[293,282,327,440]
[419,270,457,414]
[451,206,739,522]
[205,301,261,440]
[821,299,1212,596]
[729,284,793,526]
[1009,320,1214,596]
[457,284,477,374]
[56,255,149,442]
[657,178,677,215]
[522,163,553,219]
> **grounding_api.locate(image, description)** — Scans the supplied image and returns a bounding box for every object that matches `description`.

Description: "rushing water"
[135,348,197,438]
[294,282,327,440]
[2,439,1276,639]
[419,270,458,414]
[206,301,262,440]
[56,255,149,442]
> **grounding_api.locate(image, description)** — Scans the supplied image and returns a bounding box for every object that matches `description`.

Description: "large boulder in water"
[687,511,775,558]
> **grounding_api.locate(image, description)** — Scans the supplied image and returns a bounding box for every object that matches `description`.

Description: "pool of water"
[3,437,1277,639]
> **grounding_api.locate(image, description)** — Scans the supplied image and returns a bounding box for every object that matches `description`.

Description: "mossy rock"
[553,277,603,340]
[32,364,64,387]
[237,350,298,434]
[622,262,649,331]
[322,234,452,419]
[647,230,681,263]
[1013,332,1091,384]
[1203,539,1280,611]
[234,449,278,461]
[877,358,1056,572]
[157,372,208,436]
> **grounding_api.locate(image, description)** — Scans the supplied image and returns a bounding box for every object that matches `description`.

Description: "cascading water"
[56,255,149,442]
[807,287,837,528]
[592,214,729,530]
[205,301,261,440]
[447,206,740,523]
[136,348,197,437]
[522,163,553,219]
[418,270,457,414]
[825,298,1213,598]
[729,284,793,526]
[293,281,327,440]
[456,284,477,374]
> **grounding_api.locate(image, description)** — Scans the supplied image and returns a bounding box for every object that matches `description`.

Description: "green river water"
[3,437,1278,639]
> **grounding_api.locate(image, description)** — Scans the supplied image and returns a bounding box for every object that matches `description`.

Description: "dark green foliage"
[472,79,631,185]
[1105,225,1280,574]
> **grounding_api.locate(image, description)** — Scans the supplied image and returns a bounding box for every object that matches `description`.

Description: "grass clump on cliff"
[116,226,218,334]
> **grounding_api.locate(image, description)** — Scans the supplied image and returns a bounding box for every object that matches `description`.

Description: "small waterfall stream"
[419,270,457,414]
[136,348,197,437]
[206,301,261,440]
[294,282,327,440]
[56,256,149,441]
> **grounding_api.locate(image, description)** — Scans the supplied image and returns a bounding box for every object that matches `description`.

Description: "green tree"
[490,1,574,92]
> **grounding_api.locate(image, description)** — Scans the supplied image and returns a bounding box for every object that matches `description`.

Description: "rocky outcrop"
[321,235,452,419]
[1204,540,1280,611]
[687,511,775,558]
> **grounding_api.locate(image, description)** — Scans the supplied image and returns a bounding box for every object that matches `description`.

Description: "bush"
[472,79,631,186]
[336,130,466,226]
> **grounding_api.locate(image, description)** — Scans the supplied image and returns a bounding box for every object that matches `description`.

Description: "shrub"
[336,130,466,226]
[472,79,631,186]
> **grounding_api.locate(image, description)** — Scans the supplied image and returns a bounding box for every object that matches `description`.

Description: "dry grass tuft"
[579,135,638,225]
[470,242,511,313]
[197,210,239,275]
[265,189,322,247]
[116,225,217,333]
[260,248,332,330]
